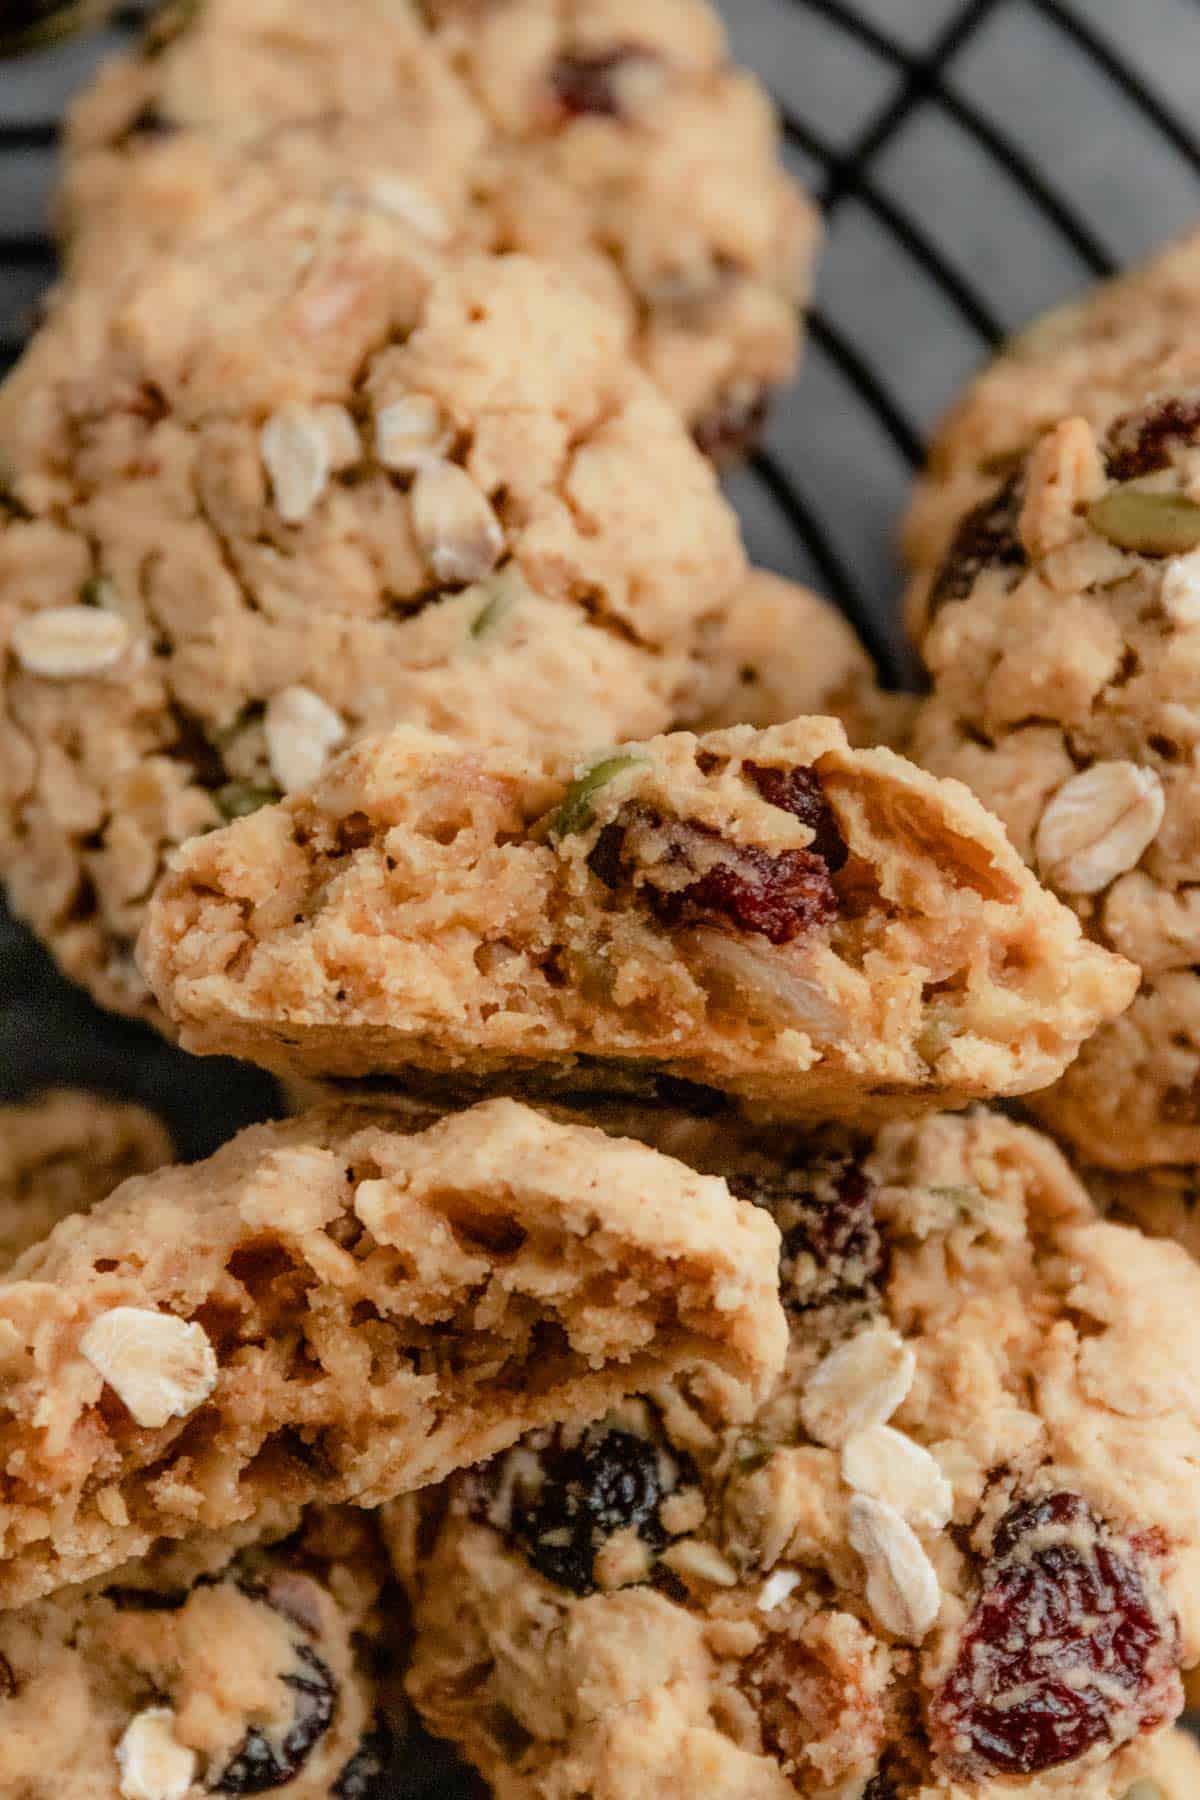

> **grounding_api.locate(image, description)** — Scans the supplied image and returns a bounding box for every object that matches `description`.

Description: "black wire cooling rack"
[1,1,1199,1791]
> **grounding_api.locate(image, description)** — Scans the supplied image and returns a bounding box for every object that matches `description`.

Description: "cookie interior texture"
[0,233,746,1024]
[389,1106,1200,1799]
[0,1504,390,1800]
[59,0,818,449]
[0,1089,171,1273]
[0,1099,783,1608]
[140,716,1136,1118]
[914,391,1200,1168]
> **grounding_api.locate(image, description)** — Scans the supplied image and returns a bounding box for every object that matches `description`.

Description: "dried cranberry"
[501,1423,695,1595]
[1106,395,1200,482]
[593,806,839,946]
[653,842,838,944]
[730,1157,884,1312]
[211,1644,336,1793]
[550,46,662,119]
[930,1492,1180,1779]
[744,764,848,872]
[332,1717,393,1799]
[927,470,1027,616]
[694,386,772,462]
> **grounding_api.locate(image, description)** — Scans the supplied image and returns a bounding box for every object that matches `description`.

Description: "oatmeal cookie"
[140,715,1135,1118]
[60,0,818,452]
[1126,1727,1200,1797]
[904,229,1200,633]
[389,1105,1200,1798]
[0,1097,783,1608]
[913,393,1200,1168]
[0,1089,171,1272]
[0,1505,392,1800]
[694,570,915,750]
[0,237,746,1021]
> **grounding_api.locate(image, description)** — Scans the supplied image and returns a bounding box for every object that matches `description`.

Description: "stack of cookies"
[0,3,1198,1796]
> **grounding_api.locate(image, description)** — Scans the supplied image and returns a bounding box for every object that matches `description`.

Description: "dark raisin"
[0,1654,14,1700]
[549,46,662,119]
[693,385,772,462]
[730,1157,884,1312]
[927,470,1027,616]
[332,1716,393,1799]
[863,1775,900,1800]
[211,1645,336,1793]
[585,821,628,890]
[1106,394,1200,481]
[744,763,848,872]
[930,1492,1180,1779]
[501,1423,695,1596]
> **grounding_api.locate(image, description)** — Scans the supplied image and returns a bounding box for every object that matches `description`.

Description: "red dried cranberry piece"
[930,1492,1180,1780]
[550,46,661,118]
[693,385,772,462]
[212,1644,336,1793]
[652,842,838,945]
[730,1157,884,1312]
[927,470,1027,616]
[1106,395,1200,482]
[744,763,848,873]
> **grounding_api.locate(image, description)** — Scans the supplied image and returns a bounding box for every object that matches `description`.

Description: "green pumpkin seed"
[1120,1782,1164,1800]
[549,753,647,840]
[214,781,282,822]
[1088,487,1200,556]
[469,566,524,640]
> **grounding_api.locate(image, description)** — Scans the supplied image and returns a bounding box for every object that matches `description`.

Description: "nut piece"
[261,406,332,524]
[80,1306,218,1430]
[11,606,131,679]
[375,395,452,472]
[800,1325,916,1449]
[264,685,347,793]
[1035,761,1165,896]
[842,1425,953,1532]
[116,1708,197,1800]
[757,1567,802,1612]
[411,459,504,585]
[847,1494,941,1643]
[365,174,452,243]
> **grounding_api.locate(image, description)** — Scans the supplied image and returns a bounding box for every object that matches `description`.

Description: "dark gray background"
[1,1,1198,1790]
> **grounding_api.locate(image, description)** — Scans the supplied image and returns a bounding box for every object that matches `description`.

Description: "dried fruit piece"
[1089,488,1200,557]
[931,1492,1180,1778]
[1035,762,1165,895]
[12,606,131,679]
[847,1494,940,1642]
[79,1307,218,1430]
[744,762,848,871]
[1106,395,1200,482]
[731,1157,884,1313]
[116,1708,196,1800]
[212,1644,336,1793]
[331,1718,393,1799]
[800,1325,915,1448]
[496,1421,695,1596]
[550,46,665,119]
[927,470,1027,614]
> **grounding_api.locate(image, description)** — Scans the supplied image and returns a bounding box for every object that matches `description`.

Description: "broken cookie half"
[141,716,1137,1120]
[0,1098,784,1608]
